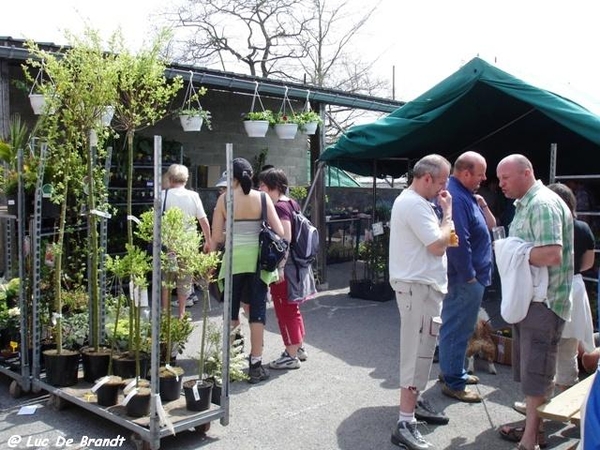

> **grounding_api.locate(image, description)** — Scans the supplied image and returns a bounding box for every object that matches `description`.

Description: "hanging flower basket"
[244,119,269,138]
[243,81,272,138]
[301,121,319,135]
[272,87,300,139]
[28,64,55,115]
[29,94,47,115]
[177,71,211,132]
[179,114,204,132]
[298,94,322,135]
[274,123,298,139]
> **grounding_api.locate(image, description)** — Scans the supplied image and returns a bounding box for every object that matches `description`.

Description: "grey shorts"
[513,303,565,397]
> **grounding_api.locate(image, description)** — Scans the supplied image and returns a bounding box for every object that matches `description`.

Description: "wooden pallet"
[537,372,595,426]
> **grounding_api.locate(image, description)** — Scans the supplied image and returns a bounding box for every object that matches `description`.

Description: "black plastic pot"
[95,376,123,407]
[183,379,213,412]
[112,352,149,380]
[159,373,183,402]
[125,387,151,417]
[43,349,80,387]
[211,381,222,406]
[81,347,111,383]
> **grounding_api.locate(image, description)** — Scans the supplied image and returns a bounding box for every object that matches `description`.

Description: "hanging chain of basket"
[181,71,204,113]
[249,81,267,113]
[277,86,296,122]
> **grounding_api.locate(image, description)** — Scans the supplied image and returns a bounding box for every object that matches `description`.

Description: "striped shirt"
[509,180,574,320]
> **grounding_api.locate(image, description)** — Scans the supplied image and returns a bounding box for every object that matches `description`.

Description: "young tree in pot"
[105,243,152,382]
[136,206,220,409]
[111,29,183,251]
[24,30,119,383]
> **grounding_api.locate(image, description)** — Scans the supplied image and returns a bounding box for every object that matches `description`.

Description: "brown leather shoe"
[441,383,482,403]
[438,373,479,384]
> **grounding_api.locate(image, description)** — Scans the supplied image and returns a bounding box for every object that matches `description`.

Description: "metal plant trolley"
[29,138,234,450]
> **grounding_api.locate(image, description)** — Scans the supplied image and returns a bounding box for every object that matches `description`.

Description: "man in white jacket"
[496,154,573,450]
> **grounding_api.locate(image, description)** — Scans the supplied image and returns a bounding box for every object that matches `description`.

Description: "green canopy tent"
[320,57,600,180]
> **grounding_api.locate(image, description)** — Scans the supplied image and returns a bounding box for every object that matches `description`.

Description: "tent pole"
[549,143,557,184]
[372,159,377,223]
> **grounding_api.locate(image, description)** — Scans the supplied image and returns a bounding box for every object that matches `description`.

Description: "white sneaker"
[297,347,308,361]
[269,351,300,370]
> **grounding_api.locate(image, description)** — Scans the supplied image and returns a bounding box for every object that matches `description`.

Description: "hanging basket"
[28,64,55,115]
[29,94,47,115]
[244,120,269,138]
[301,121,319,135]
[178,71,211,132]
[275,123,298,139]
[179,114,204,132]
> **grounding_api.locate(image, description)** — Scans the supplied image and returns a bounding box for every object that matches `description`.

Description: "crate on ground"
[491,329,512,366]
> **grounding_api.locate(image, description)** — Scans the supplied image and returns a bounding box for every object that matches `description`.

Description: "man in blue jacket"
[438,151,496,402]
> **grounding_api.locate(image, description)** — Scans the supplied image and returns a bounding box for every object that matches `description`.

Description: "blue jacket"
[447,176,492,286]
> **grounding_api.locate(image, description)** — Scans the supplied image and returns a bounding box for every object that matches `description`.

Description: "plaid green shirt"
[509,180,574,320]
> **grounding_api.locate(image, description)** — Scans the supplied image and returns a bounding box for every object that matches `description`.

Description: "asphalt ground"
[0,262,582,450]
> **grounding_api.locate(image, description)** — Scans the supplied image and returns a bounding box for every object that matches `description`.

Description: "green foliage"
[0,114,38,195]
[200,322,248,383]
[136,207,220,288]
[0,279,20,340]
[296,110,323,126]
[288,186,308,202]
[356,226,390,283]
[243,110,274,122]
[105,244,152,288]
[160,315,193,356]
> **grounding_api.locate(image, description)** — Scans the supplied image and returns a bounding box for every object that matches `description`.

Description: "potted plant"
[297,110,323,135]
[105,244,152,381]
[243,110,274,137]
[0,277,21,355]
[202,322,248,405]
[177,78,211,132]
[349,223,394,302]
[156,315,192,402]
[178,108,212,132]
[271,111,299,139]
[24,30,121,388]
[136,207,219,405]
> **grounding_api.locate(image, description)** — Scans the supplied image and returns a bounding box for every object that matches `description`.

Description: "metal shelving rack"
[0,148,32,397]
[549,142,600,331]
[29,137,232,450]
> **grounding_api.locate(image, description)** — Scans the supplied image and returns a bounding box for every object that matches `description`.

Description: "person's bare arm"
[427,190,453,257]
[529,245,562,267]
[265,196,284,237]
[209,195,225,252]
[580,249,595,272]
[474,194,497,229]
[198,216,212,253]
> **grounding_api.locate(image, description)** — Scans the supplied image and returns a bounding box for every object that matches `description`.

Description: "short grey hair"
[166,164,189,184]
[412,154,451,179]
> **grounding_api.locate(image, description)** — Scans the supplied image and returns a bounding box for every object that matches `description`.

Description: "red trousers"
[270,279,305,347]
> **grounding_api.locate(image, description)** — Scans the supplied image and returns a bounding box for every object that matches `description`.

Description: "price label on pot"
[91,376,110,393]
[192,383,200,401]
[122,387,138,406]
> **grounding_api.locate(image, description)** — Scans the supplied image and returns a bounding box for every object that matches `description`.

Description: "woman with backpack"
[210,158,284,384]
[258,168,313,370]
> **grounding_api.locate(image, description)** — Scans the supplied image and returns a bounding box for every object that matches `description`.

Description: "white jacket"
[494,237,549,324]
